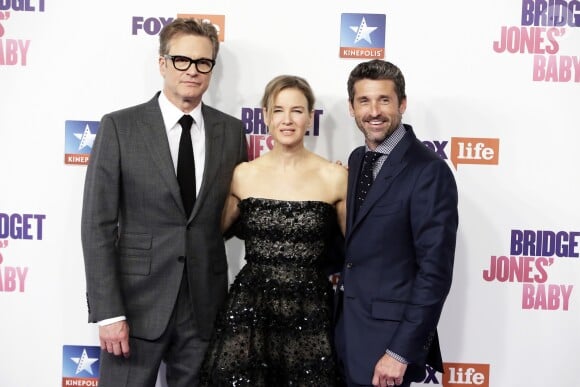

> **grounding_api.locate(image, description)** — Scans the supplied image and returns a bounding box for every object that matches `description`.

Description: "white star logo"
[74,124,96,151]
[70,348,99,375]
[350,17,378,44]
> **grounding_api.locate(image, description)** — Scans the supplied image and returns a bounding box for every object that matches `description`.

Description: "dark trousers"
[98,271,208,387]
[335,299,410,387]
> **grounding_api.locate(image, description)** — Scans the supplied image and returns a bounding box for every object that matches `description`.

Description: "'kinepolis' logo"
[339,13,386,59]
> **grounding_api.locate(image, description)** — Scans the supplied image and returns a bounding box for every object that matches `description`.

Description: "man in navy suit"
[335,60,458,387]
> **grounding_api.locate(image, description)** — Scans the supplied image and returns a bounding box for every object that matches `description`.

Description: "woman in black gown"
[200,75,347,386]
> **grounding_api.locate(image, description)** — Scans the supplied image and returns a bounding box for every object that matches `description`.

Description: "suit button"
[177,256,185,262]
[346,262,353,268]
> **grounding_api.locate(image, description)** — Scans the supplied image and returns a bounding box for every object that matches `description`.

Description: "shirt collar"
[158,91,203,133]
[366,123,406,155]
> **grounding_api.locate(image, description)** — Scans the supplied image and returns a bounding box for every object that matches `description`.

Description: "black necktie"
[177,115,195,216]
[355,151,382,213]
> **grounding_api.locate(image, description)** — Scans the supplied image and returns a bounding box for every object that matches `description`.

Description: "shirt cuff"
[386,349,410,364]
[97,316,126,326]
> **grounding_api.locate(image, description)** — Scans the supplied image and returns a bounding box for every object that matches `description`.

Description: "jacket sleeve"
[81,113,125,323]
[388,158,458,364]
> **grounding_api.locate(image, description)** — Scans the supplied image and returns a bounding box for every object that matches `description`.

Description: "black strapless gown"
[200,198,343,386]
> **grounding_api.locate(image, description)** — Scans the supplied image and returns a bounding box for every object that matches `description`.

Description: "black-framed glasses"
[163,55,215,73]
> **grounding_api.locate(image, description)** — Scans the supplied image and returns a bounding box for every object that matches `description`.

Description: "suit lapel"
[189,104,225,221]
[139,94,184,213]
[347,126,416,241]
[351,161,407,229]
[346,147,365,235]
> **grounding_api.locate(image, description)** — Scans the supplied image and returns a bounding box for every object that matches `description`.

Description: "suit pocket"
[371,299,406,321]
[118,233,152,250]
[118,233,152,275]
[372,201,402,216]
[119,255,151,276]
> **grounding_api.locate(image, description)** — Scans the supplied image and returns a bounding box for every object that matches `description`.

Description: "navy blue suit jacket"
[340,125,458,384]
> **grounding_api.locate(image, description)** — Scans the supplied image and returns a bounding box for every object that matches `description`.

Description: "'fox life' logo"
[449,137,499,169]
[132,14,225,41]
[442,363,490,386]
[423,137,500,170]
[64,120,98,165]
[339,13,386,59]
[418,363,490,386]
[62,345,100,386]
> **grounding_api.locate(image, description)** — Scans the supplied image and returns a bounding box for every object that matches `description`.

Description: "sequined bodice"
[239,197,335,266]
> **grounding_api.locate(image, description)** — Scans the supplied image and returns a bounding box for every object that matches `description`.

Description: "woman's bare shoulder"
[234,158,264,176]
[315,155,347,180]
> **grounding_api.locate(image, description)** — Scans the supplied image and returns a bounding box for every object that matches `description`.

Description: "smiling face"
[159,33,214,111]
[349,78,407,150]
[264,87,313,147]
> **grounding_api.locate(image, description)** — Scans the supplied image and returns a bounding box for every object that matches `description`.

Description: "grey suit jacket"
[81,93,247,340]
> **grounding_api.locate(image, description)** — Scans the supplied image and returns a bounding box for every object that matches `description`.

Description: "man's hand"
[99,320,130,358]
[372,353,407,387]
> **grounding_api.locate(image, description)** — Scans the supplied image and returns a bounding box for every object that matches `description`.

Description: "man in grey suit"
[81,18,247,386]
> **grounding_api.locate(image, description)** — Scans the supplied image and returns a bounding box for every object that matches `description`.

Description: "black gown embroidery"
[200,198,343,386]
